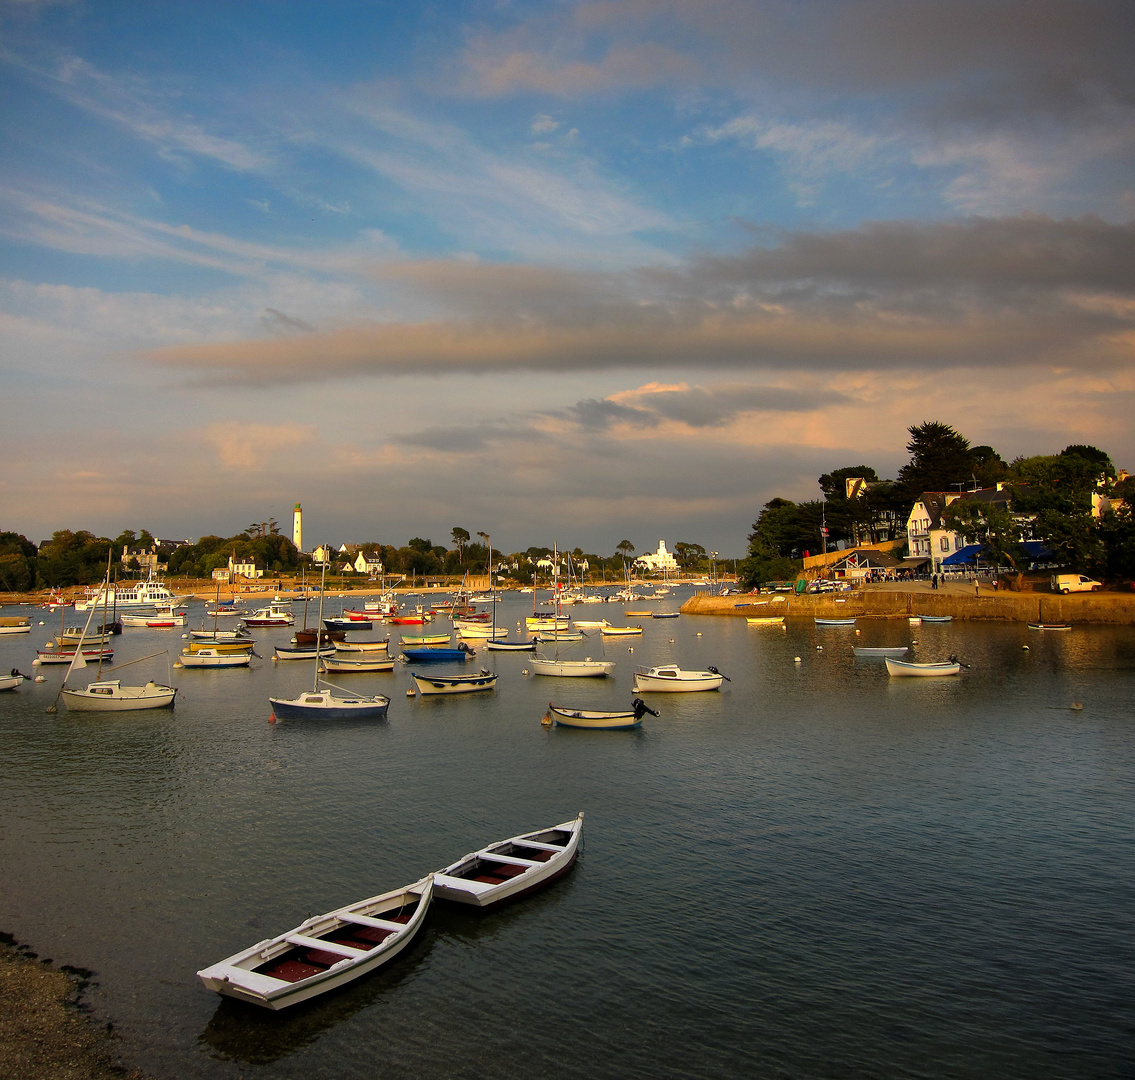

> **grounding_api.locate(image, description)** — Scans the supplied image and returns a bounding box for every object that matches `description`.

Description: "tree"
[616,540,635,558]
[895,421,974,500]
[818,465,879,502]
[942,499,1026,587]
[451,527,470,563]
[674,542,706,568]
[970,446,1010,487]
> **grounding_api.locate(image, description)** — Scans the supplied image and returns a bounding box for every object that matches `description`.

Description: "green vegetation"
[742,422,1133,589]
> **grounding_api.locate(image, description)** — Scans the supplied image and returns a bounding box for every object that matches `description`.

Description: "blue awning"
[941,544,984,565]
[941,540,1053,566]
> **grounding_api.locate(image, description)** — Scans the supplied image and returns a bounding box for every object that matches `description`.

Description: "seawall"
[680,589,1135,625]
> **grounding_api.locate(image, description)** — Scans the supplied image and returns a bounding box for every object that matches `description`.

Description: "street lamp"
[710,551,719,583]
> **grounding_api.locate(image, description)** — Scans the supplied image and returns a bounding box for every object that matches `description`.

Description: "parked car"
[1051,574,1102,594]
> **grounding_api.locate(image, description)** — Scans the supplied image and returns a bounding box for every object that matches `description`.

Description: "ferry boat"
[75,574,184,610]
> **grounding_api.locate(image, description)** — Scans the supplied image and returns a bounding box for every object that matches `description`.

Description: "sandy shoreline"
[0,934,151,1080]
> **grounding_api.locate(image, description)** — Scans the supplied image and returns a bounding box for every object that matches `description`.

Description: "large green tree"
[895,421,975,500]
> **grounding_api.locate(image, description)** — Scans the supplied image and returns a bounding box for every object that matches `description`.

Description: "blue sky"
[2,0,1133,556]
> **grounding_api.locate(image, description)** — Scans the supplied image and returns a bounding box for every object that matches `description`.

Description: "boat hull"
[321,657,396,672]
[885,658,961,677]
[197,877,433,1010]
[529,658,614,677]
[61,681,176,711]
[631,667,723,693]
[268,691,390,720]
[547,707,641,729]
[179,651,251,667]
[433,815,583,909]
[411,672,497,695]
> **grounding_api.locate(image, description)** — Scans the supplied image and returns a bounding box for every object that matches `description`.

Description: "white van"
[1051,574,1102,594]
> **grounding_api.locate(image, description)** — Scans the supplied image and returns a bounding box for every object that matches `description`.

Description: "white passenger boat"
[74,575,181,610]
[197,875,433,1010]
[410,669,498,695]
[885,657,961,677]
[631,664,728,693]
[61,679,177,710]
[119,612,186,627]
[433,814,583,908]
[544,701,657,730]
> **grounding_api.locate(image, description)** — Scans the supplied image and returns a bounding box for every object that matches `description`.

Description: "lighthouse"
[292,503,303,553]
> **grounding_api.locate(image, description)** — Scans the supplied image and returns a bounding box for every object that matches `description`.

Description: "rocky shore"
[0,935,150,1080]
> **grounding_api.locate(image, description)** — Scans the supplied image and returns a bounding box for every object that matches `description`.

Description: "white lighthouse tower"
[292,503,303,553]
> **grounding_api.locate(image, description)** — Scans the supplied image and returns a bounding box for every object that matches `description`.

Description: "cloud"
[141,215,1135,385]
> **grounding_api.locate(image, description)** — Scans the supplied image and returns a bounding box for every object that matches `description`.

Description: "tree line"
[741,421,1135,588]
[0,526,722,592]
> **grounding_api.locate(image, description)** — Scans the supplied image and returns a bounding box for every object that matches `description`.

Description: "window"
[940,537,950,551]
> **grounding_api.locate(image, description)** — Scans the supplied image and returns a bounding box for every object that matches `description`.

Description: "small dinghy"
[1027,622,1072,631]
[544,699,658,729]
[746,616,785,626]
[0,669,28,691]
[599,625,643,637]
[320,655,396,673]
[852,646,910,657]
[411,669,498,695]
[433,814,583,908]
[631,664,728,693]
[197,875,433,1010]
[324,617,372,631]
[815,617,857,626]
[652,612,680,619]
[273,644,336,661]
[179,648,252,668]
[885,657,961,677]
[401,644,476,663]
[529,656,615,677]
[334,637,391,653]
[485,638,536,652]
[916,615,952,623]
[399,633,451,646]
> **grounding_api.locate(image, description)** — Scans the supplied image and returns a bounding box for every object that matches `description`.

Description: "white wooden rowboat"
[197,875,433,1010]
[529,656,615,677]
[885,657,961,677]
[433,814,583,908]
[179,648,252,668]
[320,655,396,673]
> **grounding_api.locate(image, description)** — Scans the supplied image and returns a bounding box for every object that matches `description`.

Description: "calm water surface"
[1,591,1133,1079]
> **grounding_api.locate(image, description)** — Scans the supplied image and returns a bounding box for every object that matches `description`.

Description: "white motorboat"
[1,669,28,691]
[631,664,728,693]
[410,669,498,695]
[197,875,433,1010]
[885,657,961,677]
[433,814,583,908]
[243,603,295,627]
[544,701,657,729]
[179,648,252,668]
[56,629,114,646]
[0,617,31,636]
[61,679,177,711]
[529,656,615,678]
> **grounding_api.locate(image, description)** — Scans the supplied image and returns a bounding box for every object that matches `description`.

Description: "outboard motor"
[631,697,660,719]
[706,665,731,681]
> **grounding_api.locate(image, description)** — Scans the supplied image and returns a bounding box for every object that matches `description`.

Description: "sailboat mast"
[312,557,328,692]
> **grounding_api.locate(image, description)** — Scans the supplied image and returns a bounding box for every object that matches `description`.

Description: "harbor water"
[1,591,1133,1079]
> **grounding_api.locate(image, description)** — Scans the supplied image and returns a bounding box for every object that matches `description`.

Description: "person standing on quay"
[974,577,980,596]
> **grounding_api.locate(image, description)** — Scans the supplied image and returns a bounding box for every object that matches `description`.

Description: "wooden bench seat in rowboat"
[336,912,415,931]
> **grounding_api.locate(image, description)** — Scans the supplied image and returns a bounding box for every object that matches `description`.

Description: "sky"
[2,0,1133,558]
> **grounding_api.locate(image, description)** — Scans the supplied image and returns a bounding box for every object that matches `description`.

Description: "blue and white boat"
[400,645,476,663]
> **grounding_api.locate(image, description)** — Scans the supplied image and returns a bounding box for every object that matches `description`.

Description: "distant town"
[3,422,1133,595]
